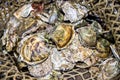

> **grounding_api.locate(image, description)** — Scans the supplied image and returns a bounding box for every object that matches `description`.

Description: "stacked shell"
[1,0,119,80]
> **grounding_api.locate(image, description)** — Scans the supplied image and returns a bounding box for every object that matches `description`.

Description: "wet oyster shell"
[97,58,120,80]
[17,33,49,65]
[51,23,75,50]
[28,56,53,77]
[61,1,88,22]
[2,17,20,52]
[78,26,97,47]
[51,48,75,71]
[61,34,99,68]
[96,38,110,58]
[14,4,33,19]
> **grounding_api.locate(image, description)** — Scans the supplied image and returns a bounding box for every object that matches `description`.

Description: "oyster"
[28,56,53,77]
[91,21,103,34]
[51,48,75,71]
[17,33,49,65]
[78,26,97,47]
[96,38,110,58]
[97,58,120,80]
[2,17,20,52]
[14,4,33,19]
[61,34,99,68]
[51,23,75,50]
[61,1,89,22]
[35,5,58,24]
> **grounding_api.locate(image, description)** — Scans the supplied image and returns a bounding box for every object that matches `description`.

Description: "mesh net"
[86,0,120,53]
[0,0,120,80]
[0,52,37,80]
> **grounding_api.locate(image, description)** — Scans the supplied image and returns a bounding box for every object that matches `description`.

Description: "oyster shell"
[96,38,110,58]
[97,58,120,80]
[51,23,75,50]
[35,5,58,24]
[17,33,49,65]
[91,21,103,34]
[2,17,20,52]
[28,56,53,77]
[78,26,97,47]
[14,4,33,19]
[48,7,58,24]
[61,34,99,68]
[51,48,75,71]
[61,1,89,22]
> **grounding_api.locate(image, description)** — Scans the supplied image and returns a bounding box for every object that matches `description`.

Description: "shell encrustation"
[17,33,49,65]
[51,23,75,50]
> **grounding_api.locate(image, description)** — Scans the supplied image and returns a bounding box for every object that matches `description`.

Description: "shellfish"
[97,58,120,80]
[61,1,89,22]
[96,38,110,58]
[78,26,97,47]
[61,34,99,68]
[51,48,75,71]
[17,33,49,65]
[28,56,53,77]
[14,4,33,19]
[50,23,75,50]
[2,17,20,52]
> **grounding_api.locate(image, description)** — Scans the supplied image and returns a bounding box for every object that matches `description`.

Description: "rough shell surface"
[51,23,75,50]
[78,26,97,47]
[2,17,20,52]
[14,4,33,19]
[51,48,75,71]
[17,33,49,65]
[96,38,110,58]
[97,58,120,80]
[61,1,88,22]
[28,56,52,77]
[61,34,99,68]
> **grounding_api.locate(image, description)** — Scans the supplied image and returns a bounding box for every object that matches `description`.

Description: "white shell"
[97,58,120,80]
[61,2,88,22]
[49,12,58,24]
[28,56,53,77]
[51,48,75,71]
[14,4,33,19]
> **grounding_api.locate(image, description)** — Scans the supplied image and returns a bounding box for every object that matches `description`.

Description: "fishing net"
[86,0,120,54]
[0,52,37,80]
[0,0,120,80]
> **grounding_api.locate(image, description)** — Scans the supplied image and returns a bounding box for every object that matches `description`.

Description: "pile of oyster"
[1,0,120,80]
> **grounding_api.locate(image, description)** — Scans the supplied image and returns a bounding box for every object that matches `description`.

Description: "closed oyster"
[78,26,97,47]
[28,56,53,77]
[17,33,49,65]
[51,23,75,50]
[51,48,75,71]
[61,1,88,23]
[97,58,120,80]
[96,38,110,58]
[14,4,33,19]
